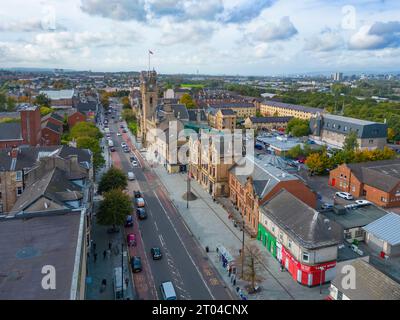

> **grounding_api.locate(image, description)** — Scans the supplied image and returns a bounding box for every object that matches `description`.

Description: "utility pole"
[121,243,124,299]
[241,219,245,279]
[187,171,191,209]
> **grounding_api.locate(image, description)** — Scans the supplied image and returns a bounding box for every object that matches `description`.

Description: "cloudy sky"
[0,0,400,75]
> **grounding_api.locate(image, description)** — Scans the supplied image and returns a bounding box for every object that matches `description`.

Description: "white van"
[128,172,135,181]
[108,139,114,147]
[113,267,126,300]
[160,281,177,300]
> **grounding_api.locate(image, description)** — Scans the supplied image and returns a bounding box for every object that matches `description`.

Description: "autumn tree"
[179,93,196,109]
[305,151,331,175]
[235,243,265,293]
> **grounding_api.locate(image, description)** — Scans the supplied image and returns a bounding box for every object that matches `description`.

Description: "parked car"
[128,172,135,181]
[131,256,142,273]
[125,215,134,227]
[116,132,122,136]
[134,191,142,198]
[151,247,162,260]
[123,147,130,153]
[121,142,127,148]
[122,129,127,133]
[136,208,147,220]
[355,200,372,206]
[136,197,145,208]
[321,203,334,210]
[335,192,354,200]
[131,160,138,167]
[110,146,116,152]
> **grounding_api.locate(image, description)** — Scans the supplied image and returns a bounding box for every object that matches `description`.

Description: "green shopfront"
[257,224,277,258]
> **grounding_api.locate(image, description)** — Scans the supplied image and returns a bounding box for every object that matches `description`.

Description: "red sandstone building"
[329,160,400,208]
[229,156,317,236]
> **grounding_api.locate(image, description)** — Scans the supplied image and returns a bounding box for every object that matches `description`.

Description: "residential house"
[244,116,293,131]
[260,100,322,120]
[208,102,256,119]
[259,189,342,286]
[209,109,236,131]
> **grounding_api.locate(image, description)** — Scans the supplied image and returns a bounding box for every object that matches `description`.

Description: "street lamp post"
[187,171,191,209]
[241,219,245,279]
[121,243,124,299]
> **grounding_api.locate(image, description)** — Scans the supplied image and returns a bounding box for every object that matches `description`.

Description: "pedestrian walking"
[93,242,96,251]
[125,278,129,289]
[108,241,112,250]
[103,250,107,260]
[93,252,97,263]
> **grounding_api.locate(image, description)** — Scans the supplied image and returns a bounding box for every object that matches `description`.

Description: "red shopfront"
[280,246,337,287]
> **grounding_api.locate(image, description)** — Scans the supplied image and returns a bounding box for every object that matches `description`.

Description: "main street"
[100,103,234,300]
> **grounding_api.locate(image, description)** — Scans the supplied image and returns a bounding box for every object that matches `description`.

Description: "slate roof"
[0,122,22,141]
[230,155,298,199]
[0,146,92,171]
[346,159,400,192]
[41,112,64,123]
[209,102,254,109]
[363,213,400,246]
[187,109,207,122]
[262,100,322,114]
[170,104,189,121]
[248,116,293,123]
[42,120,62,133]
[12,167,83,212]
[219,109,236,116]
[332,259,400,300]
[261,189,342,249]
[76,100,98,113]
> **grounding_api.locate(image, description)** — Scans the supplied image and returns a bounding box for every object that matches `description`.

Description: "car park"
[151,247,162,260]
[131,256,142,273]
[335,192,354,200]
[136,208,147,220]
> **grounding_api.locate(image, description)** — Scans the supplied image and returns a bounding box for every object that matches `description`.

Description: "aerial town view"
[1,0,400,309]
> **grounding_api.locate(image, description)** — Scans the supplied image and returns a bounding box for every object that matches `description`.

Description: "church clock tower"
[140,70,158,143]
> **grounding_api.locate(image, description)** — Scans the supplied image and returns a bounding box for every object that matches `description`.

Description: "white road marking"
[153,190,216,300]
[154,221,159,231]
[159,234,166,247]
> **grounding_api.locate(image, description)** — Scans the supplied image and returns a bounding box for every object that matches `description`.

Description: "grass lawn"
[180,84,205,89]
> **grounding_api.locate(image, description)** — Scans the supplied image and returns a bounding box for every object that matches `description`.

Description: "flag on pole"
[149,50,154,55]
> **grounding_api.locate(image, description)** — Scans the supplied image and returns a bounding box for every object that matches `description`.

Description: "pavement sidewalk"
[151,166,331,300]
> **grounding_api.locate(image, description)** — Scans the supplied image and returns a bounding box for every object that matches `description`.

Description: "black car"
[134,191,142,198]
[131,256,142,273]
[130,156,136,162]
[136,208,147,220]
[110,146,116,152]
[123,147,130,153]
[151,247,162,260]
[122,129,127,133]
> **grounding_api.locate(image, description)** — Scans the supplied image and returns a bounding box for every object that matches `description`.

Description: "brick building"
[260,100,321,120]
[329,159,400,208]
[229,156,317,235]
[208,109,236,131]
[244,116,293,131]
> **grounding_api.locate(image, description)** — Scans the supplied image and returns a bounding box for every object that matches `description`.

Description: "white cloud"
[248,16,298,43]
[305,29,344,52]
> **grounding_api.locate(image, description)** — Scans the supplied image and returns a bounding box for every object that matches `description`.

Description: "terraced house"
[260,100,322,120]
[258,190,342,286]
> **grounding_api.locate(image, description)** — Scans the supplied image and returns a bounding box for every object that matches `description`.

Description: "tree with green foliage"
[97,166,128,194]
[305,151,331,175]
[343,131,359,152]
[70,122,103,140]
[0,92,16,111]
[286,118,310,137]
[34,93,51,107]
[286,145,305,159]
[97,189,132,229]
[76,136,105,172]
[179,93,197,109]
[40,106,53,116]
